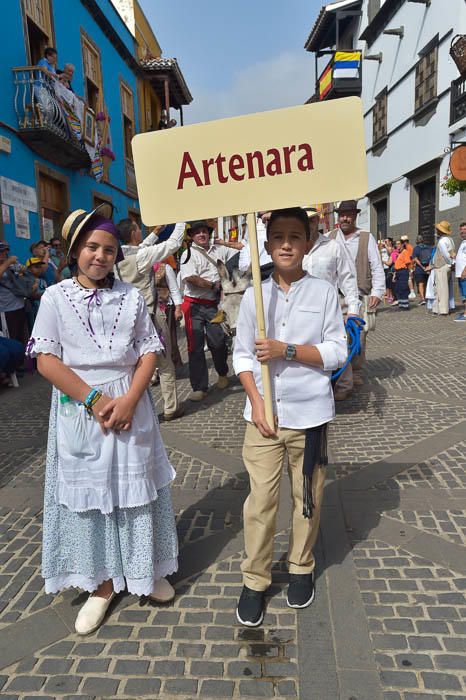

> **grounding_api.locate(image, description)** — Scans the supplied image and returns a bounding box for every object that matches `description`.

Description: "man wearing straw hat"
[328,200,385,399]
[432,220,456,316]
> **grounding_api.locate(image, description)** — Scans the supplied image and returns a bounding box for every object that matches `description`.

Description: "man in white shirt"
[454,222,466,322]
[233,207,346,627]
[303,210,360,315]
[238,214,274,279]
[328,200,385,399]
[115,218,185,420]
[180,220,238,401]
[432,220,456,316]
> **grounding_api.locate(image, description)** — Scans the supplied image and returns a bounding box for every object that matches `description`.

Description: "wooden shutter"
[24,0,52,38]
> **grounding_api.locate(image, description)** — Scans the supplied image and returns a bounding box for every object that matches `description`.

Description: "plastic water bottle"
[60,394,78,417]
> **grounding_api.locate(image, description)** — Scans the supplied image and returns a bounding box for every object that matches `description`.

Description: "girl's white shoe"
[75,591,116,635]
[148,577,175,603]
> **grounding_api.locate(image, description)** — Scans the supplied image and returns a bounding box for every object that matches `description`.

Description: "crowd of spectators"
[1,213,465,387]
[0,236,70,383]
[378,220,466,319]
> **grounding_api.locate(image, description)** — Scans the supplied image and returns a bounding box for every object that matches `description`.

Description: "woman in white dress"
[27,204,178,635]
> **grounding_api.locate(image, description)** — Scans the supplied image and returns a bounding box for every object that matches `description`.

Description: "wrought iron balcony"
[450,75,466,126]
[317,50,362,101]
[13,67,91,169]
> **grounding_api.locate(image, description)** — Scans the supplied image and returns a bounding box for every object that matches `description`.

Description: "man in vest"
[431,220,456,316]
[180,220,238,401]
[115,218,186,420]
[329,200,385,400]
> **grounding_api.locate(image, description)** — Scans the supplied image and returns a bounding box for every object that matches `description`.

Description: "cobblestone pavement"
[0,305,465,699]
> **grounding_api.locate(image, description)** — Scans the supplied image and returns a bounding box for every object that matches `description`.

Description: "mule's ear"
[244,264,253,280]
[217,260,230,282]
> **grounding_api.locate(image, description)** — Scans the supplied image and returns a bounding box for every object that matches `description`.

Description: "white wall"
[358,0,465,224]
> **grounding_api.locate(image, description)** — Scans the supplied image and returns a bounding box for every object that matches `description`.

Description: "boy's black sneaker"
[287,573,315,608]
[236,585,265,627]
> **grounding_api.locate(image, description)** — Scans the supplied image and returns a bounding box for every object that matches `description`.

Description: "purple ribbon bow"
[83,289,102,335]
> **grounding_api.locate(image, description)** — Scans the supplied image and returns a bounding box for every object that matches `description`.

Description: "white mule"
[148,578,175,603]
[75,592,116,636]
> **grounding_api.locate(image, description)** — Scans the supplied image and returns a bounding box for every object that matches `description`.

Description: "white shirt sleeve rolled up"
[165,264,183,305]
[136,223,186,275]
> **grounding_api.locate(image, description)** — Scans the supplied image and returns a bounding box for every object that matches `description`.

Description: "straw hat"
[62,202,123,262]
[434,220,452,236]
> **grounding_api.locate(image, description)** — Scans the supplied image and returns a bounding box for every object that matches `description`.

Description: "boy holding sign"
[233,207,347,627]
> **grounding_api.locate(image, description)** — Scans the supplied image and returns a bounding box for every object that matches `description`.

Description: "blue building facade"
[0,0,145,262]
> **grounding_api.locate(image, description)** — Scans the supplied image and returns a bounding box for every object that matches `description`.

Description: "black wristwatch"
[284,344,297,361]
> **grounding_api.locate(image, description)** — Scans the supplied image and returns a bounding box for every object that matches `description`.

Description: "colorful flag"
[319,63,333,100]
[333,51,361,80]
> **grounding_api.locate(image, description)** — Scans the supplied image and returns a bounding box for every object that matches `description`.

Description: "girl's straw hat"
[62,202,123,262]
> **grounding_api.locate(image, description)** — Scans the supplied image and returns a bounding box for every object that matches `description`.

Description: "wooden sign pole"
[246,212,274,430]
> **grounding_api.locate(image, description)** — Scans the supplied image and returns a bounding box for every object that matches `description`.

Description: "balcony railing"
[12,67,90,169]
[317,50,362,101]
[450,75,466,126]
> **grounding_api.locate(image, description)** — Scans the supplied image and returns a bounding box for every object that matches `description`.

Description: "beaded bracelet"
[83,389,102,417]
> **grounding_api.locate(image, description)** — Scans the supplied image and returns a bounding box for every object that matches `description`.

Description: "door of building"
[38,172,68,241]
[374,198,388,240]
[417,179,436,245]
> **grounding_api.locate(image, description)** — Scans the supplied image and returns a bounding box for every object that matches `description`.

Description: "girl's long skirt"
[42,389,178,595]
[395,269,410,310]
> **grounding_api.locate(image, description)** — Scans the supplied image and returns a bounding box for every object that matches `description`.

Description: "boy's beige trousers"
[241,422,327,591]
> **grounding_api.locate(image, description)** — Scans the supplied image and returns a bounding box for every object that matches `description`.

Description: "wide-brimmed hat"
[434,220,452,236]
[62,203,124,262]
[400,235,410,242]
[334,199,361,214]
[188,220,214,235]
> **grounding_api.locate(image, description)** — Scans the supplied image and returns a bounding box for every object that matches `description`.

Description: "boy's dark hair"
[267,207,311,240]
[50,236,61,246]
[116,218,137,245]
[460,221,466,227]
[45,47,57,58]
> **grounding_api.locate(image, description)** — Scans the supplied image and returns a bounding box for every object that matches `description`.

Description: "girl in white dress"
[27,205,178,635]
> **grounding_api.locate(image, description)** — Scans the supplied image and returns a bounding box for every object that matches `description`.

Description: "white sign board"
[14,208,31,239]
[0,177,38,212]
[132,98,368,225]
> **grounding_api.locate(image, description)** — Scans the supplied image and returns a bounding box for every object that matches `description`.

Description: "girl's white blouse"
[28,278,175,514]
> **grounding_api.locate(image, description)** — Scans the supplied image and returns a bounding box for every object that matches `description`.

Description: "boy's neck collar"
[272,269,306,290]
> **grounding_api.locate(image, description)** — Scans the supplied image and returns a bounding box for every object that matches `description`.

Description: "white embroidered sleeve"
[133,293,164,355]
[27,291,62,358]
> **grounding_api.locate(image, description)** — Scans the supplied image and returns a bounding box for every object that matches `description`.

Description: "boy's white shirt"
[233,273,347,430]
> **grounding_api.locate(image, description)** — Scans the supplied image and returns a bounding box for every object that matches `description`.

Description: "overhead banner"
[132,97,367,225]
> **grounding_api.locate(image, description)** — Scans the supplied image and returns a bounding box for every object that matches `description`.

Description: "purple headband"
[80,215,124,262]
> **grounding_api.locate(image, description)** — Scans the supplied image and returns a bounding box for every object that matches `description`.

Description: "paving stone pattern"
[2,538,299,699]
[0,303,464,698]
[353,539,466,698]
[378,442,466,492]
